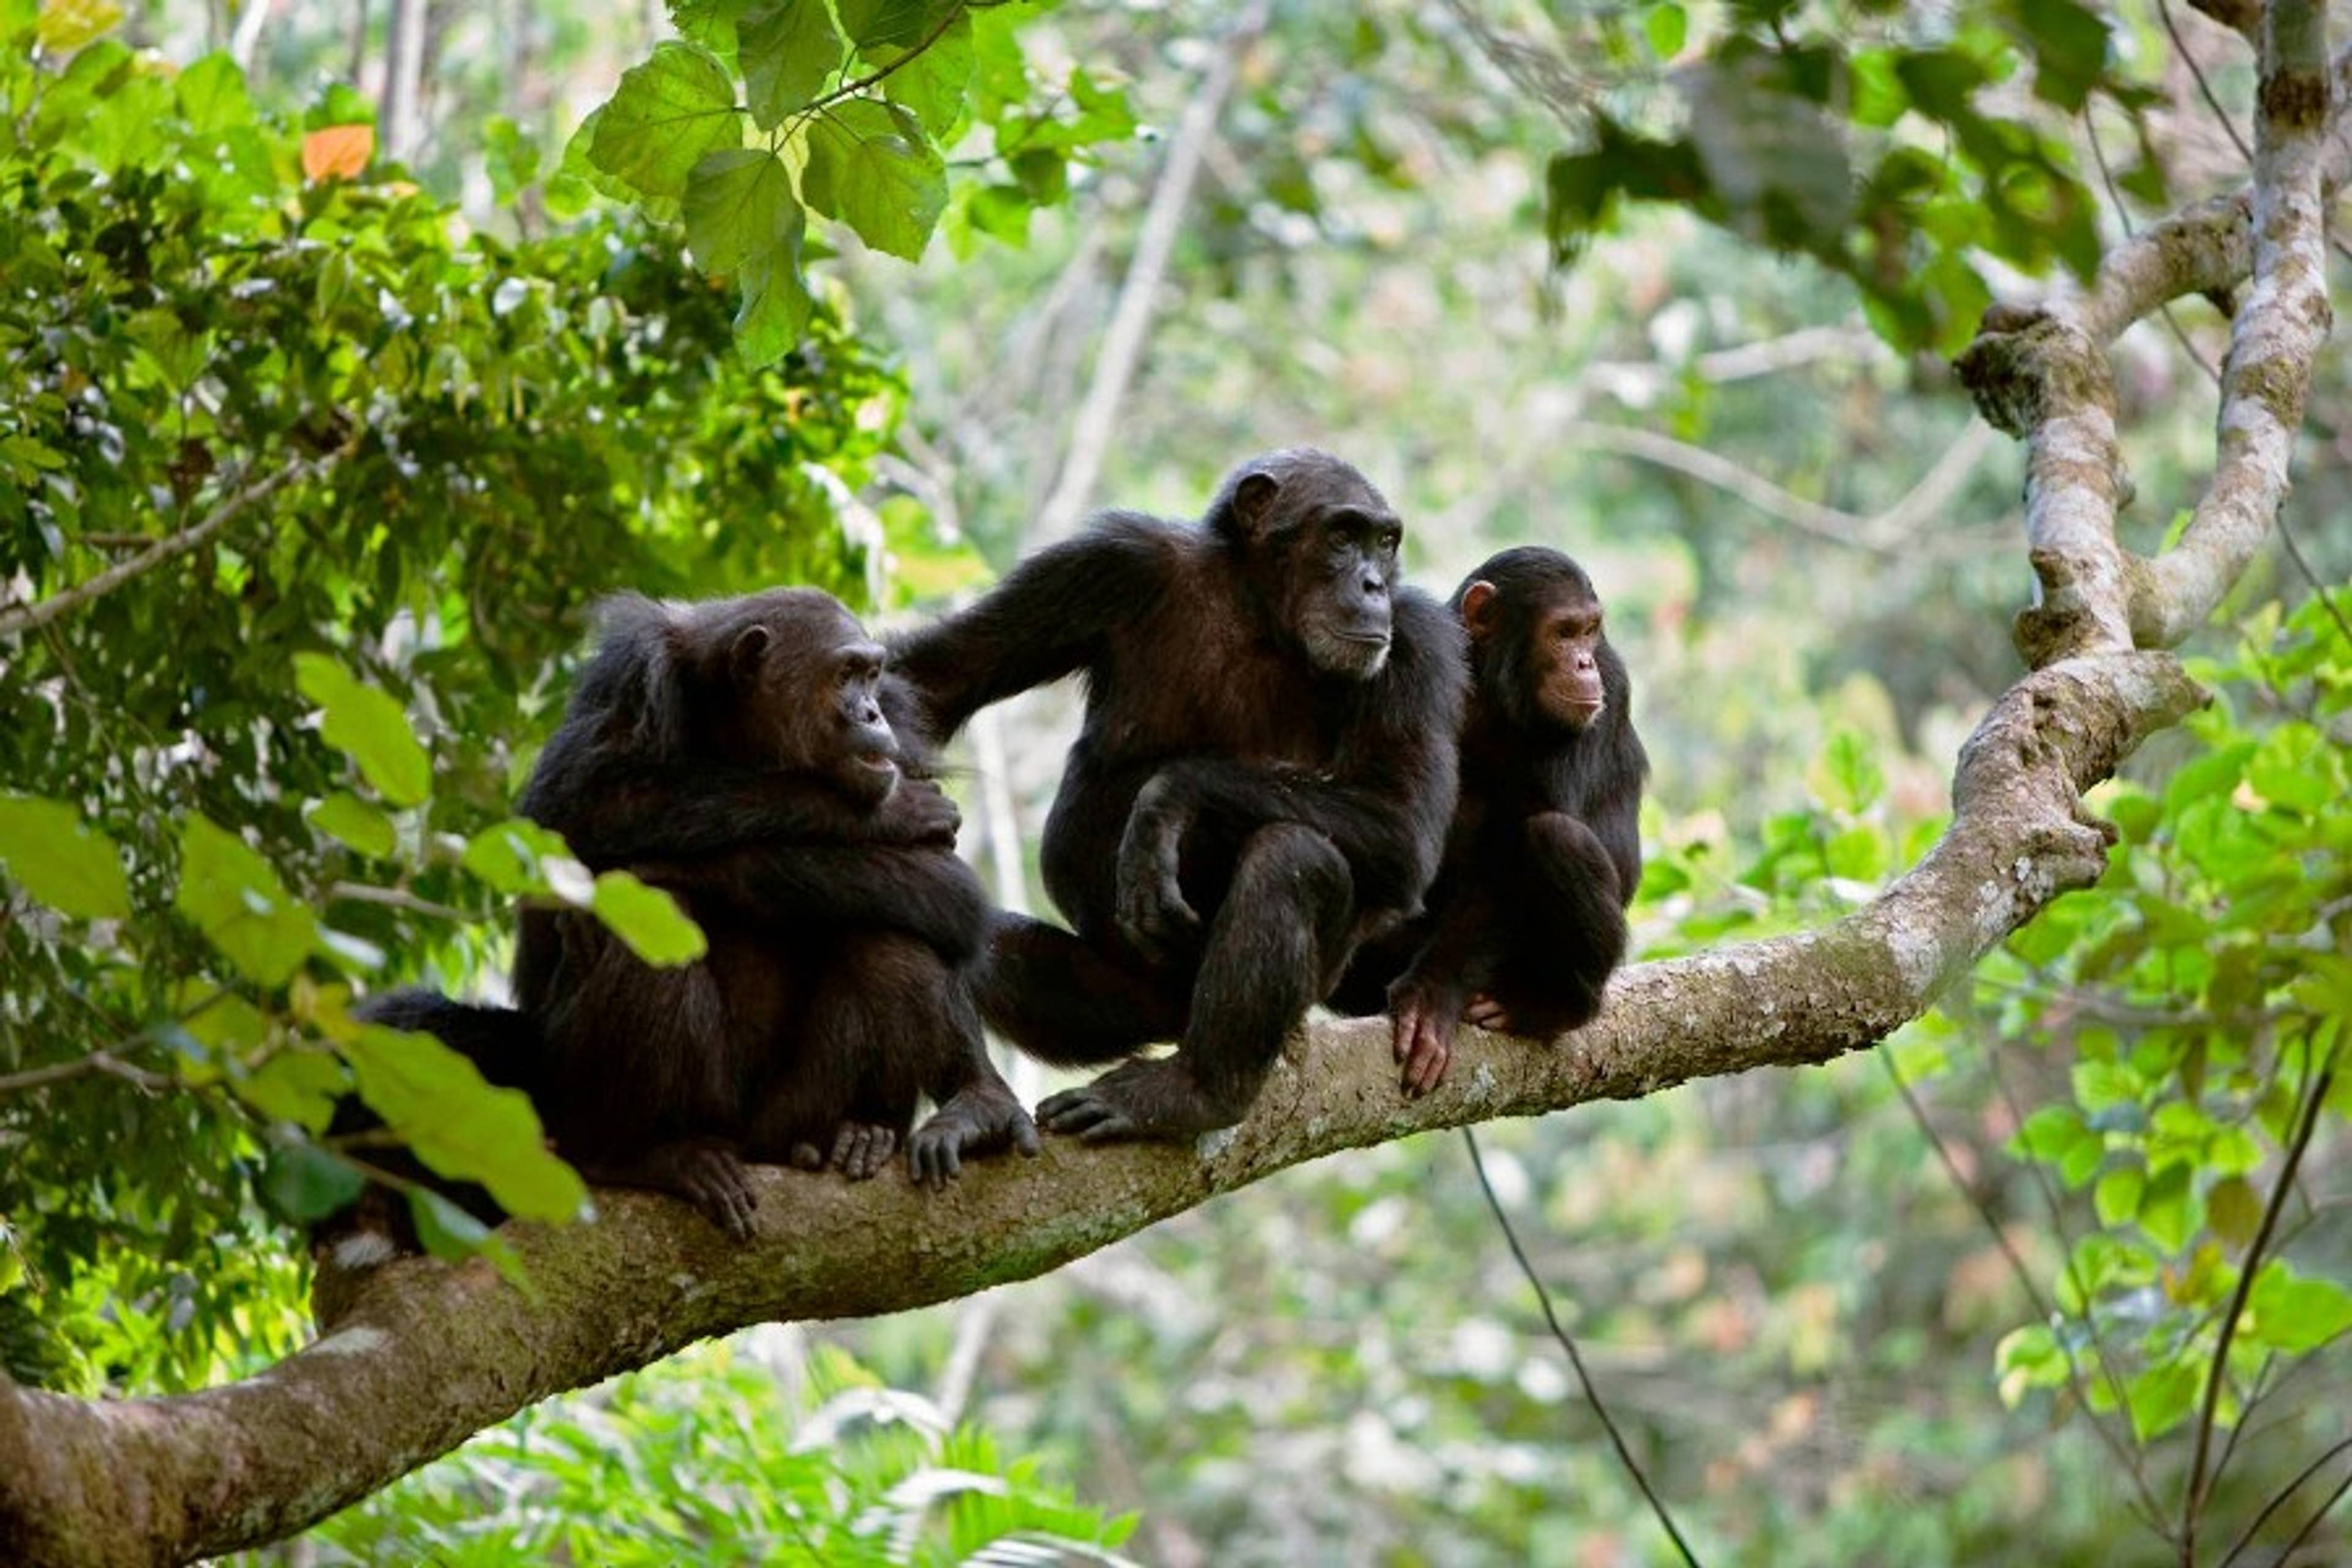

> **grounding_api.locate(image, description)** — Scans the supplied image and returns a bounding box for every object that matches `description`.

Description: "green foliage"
[1947,593,2351,1515]
[281,1343,1137,1566]
[0,11,910,1385]
[576,0,1137,360]
[1544,2,2131,353]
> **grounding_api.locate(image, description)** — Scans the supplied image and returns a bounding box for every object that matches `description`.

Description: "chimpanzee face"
[1460,566,1610,733]
[1225,453,1404,681]
[728,593,902,804]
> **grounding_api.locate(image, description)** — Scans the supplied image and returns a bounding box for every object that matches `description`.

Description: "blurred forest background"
[1,0,2347,1562]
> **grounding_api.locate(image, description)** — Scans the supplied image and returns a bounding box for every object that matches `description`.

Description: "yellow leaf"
[302,124,375,183]
[37,0,123,52]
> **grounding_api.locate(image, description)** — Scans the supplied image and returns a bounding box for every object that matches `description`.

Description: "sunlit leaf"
[0,793,132,921]
[739,0,845,127]
[36,0,121,53]
[308,793,397,859]
[591,871,708,967]
[294,654,432,807]
[175,816,318,987]
[801,98,946,261]
[590,41,743,203]
[344,1022,587,1223]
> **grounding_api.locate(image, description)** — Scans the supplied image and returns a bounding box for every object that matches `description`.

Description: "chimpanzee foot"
[631,1140,758,1242]
[908,1085,1042,1189]
[1463,993,1514,1032]
[1036,1057,1248,1145]
[827,1121,899,1180]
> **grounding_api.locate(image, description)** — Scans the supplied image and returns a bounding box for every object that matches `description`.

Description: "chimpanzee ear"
[1231,471,1281,535]
[729,624,772,684]
[1459,580,1500,640]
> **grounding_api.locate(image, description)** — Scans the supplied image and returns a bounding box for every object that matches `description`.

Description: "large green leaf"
[739,0,845,127]
[293,654,431,808]
[344,1022,588,1223]
[835,0,959,53]
[801,98,946,261]
[684,146,797,275]
[878,11,972,137]
[0,793,133,921]
[592,870,709,966]
[174,815,318,987]
[589,40,744,203]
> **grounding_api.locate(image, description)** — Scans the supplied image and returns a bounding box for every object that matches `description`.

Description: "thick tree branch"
[0,649,2203,1567]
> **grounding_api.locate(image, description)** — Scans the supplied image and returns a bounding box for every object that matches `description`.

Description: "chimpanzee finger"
[1011,1112,1042,1157]
[1402,1016,1452,1098]
[790,1140,825,1172]
[1076,1110,1138,1143]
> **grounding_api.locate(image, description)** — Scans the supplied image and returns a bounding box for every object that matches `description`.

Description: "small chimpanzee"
[1332,546,1647,1095]
[891,448,1466,1142]
[350,589,1035,1245]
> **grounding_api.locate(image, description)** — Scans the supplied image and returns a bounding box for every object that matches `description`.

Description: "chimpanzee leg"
[1038,823,1354,1142]
[887,938,1041,1188]
[974,913,1188,1067]
[1488,810,1629,1036]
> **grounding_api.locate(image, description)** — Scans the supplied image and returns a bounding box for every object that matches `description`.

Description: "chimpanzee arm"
[636,845,989,964]
[888,514,1179,742]
[522,760,959,869]
[1122,590,1466,918]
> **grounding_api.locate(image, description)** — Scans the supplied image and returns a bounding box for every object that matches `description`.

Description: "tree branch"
[0,648,2204,1567]
[0,453,340,640]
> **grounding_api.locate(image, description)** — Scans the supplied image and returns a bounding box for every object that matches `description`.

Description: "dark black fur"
[334,588,1035,1251]
[1333,546,1648,1092]
[891,449,1466,1141]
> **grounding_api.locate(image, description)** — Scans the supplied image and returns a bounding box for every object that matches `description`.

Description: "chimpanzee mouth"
[852,751,897,774]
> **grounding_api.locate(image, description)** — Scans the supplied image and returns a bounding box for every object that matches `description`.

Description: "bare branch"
[0,648,2205,1567]
[1029,0,1272,542]
[0,1050,173,1097]
[0,453,339,641]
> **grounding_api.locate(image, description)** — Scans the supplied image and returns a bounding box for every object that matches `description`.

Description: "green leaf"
[308,793,396,859]
[235,1049,349,1131]
[801,97,946,261]
[739,0,845,127]
[836,0,956,53]
[2093,1166,2143,1227]
[2124,1360,2199,1442]
[879,11,972,137]
[2246,1263,2352,1354]
[259,1140,366,1223]
[407,1186,532,1287]
[684,147,797,276]
[2246,722,2335,814]
[293,654,431,807]
[592,870,709,966]
[459,818,577,895]
[2010,1103,2089,1164]
[484,114,540,204]
[175,51,252,134]
[2137,1163,2195,1252]
[2206,1175,2263,1251]
[589,40,744,203]
[1643,2,1687,61]
[1807,728,1885,816]
[0,793,133,921]
[736,242,816,364]
[344,1022,587,1223]
[175,815,318,987]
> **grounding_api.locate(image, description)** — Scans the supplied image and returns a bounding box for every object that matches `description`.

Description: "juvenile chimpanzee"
[349,589,1034,1245]
[890,449,1466,1142]
[1332,546,1647,1095]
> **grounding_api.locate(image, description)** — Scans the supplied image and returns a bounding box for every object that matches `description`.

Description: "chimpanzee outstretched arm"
[520,761,959,869]
[888,514,1179,742]
[636,845,989,964]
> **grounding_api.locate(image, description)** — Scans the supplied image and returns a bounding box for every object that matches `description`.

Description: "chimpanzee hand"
[1115,775,1199,962]
[873,777,962,847]
[1463,994,1516,1032]
[1387,974,1464,1098]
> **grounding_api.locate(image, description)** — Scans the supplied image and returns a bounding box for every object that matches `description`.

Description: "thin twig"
[0,1050,172,1096]
[325,883,474,923]
[1463,1128,1705,1568]
[2219,1434,2352,1567]
[0,453,339,639]
[2162,0,2256,162]
[1879,1054,2171,1533]
[2269,1464,2352,1566]
[2182,1045,2339,1560]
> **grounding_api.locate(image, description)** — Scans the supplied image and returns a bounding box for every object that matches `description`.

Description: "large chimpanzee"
[352,589,1035,1244]
[890,449,1466,1142]
[1332,546,1647,1095]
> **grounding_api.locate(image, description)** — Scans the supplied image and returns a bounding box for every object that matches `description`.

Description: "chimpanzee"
[345,589,1035,1246]
[1331,546,1647,1095]
[889,448,1466,1143]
